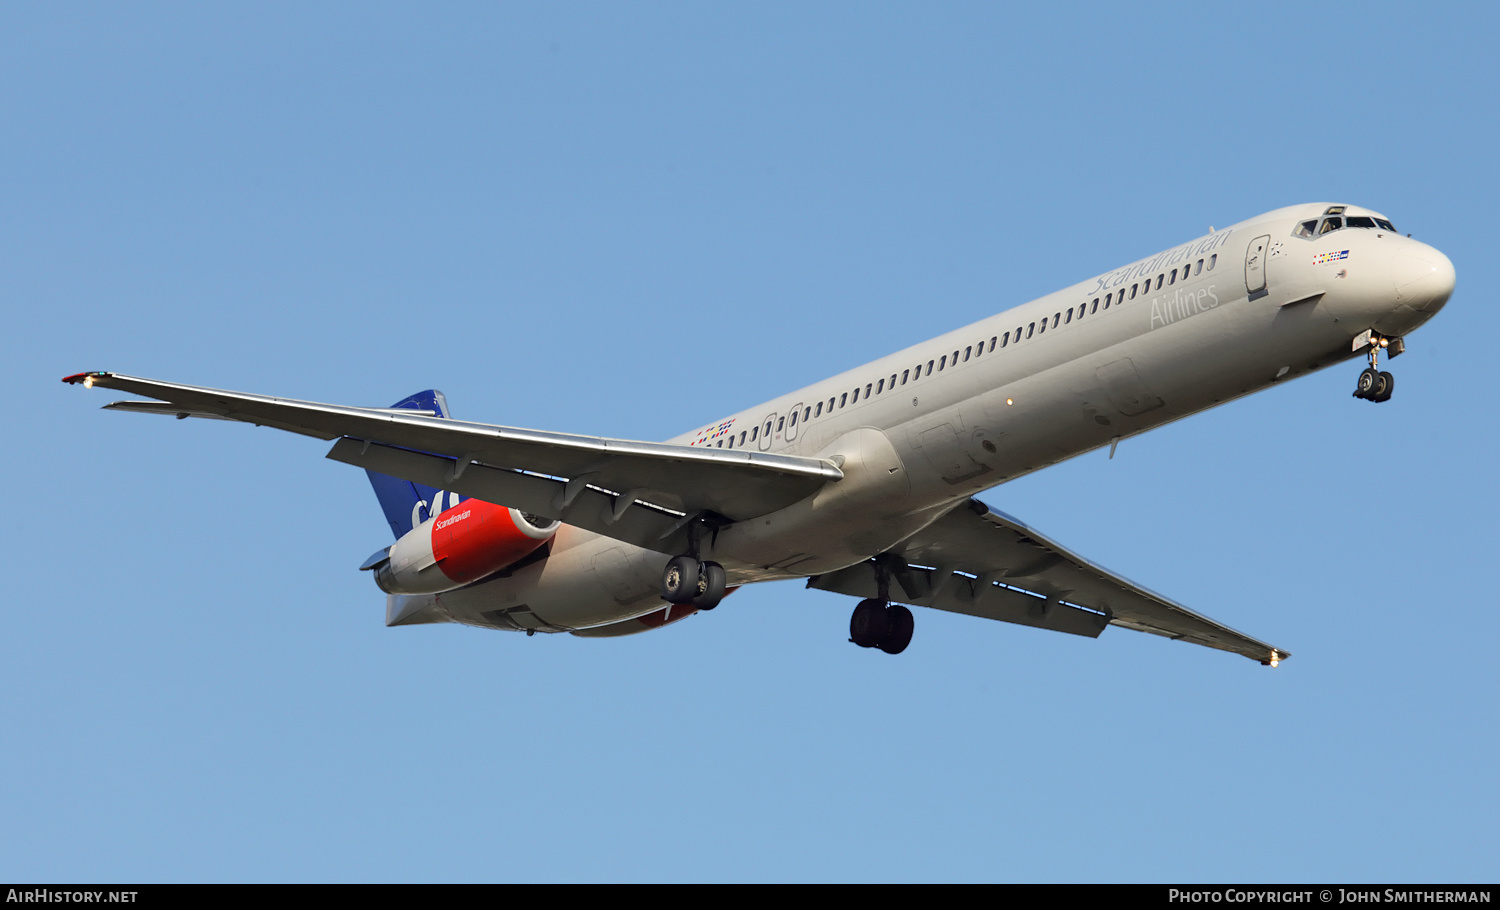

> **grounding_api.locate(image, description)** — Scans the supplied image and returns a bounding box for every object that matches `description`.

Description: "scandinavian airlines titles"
[1089,229,1235,296]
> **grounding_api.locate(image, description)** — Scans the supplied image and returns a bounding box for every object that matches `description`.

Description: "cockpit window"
[1299,212,1397,238]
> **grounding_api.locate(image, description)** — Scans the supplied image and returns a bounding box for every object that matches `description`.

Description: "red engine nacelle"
[373,499,560,595]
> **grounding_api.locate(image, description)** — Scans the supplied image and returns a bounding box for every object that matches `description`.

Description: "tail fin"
[364,390,467,538]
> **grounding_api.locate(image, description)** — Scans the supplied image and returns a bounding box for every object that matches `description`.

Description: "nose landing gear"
[1353,332,1401,403]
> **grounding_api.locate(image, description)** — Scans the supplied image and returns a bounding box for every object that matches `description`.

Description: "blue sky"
[3,2,1496,882]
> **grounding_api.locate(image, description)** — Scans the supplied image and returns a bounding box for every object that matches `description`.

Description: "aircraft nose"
[1393,246,1456,313]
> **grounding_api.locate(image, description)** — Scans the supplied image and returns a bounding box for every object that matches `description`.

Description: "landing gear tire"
[849,599,890,648]
[849,599,914,653]
[661,556,701,604]
[691,561,727,610]
[1373,371,1394,403]
[1355,368,1380,400]
[878,605,915,655]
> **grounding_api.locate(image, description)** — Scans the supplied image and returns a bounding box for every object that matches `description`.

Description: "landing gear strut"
[1353,333,1400,403]
[848,555,915,654]
[660,518,727,610]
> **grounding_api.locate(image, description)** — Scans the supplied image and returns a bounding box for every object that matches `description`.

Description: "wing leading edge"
[808,498,1288,665]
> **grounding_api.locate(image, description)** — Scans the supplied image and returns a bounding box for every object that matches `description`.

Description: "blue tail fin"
[365,390,467,539]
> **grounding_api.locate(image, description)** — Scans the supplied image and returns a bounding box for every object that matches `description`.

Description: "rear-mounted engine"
[371,499,559,595]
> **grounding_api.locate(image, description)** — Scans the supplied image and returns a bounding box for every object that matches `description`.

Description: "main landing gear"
[849,599,914,654]
[660,518,727,610]
[848,555,914,654]
[1353,333,1402,403]
[661,555,727,610]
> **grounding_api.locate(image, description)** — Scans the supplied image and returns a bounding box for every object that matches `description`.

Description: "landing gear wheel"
[661,555,701,604]
[849,599,890,648]
[691,561,727,610]
[878,605,915,654]
[1355,368,1380,400]
[1373,371,1394,403]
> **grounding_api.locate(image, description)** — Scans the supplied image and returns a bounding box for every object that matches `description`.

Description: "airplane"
[64,203,1455,666]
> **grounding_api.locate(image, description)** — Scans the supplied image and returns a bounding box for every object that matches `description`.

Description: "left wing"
[63,371,842,556]
[808,498,1288,665]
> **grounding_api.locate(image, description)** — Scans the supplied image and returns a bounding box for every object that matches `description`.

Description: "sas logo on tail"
[414,491,464,530]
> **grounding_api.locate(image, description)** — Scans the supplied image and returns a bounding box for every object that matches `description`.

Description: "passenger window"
[889,374,896,387]
[1065,308,1073,324]
[952,350,959,364]
[901,369,909,384]
[1026,322,1035,338]
[1155,275,1164,290]
[840,393,847,408]
[926,360,934,375]
[1169,268,1177,285]
[790,411,798,426]
[777,417,784,432]
[751,427,758,441]
[1195,259,1203,275]
[852,388,860,403]
[964,346,972,362]
[864,383,872,397]
[804,407,811,421]
[815,402,822,417]
[1129,284,1137,299]
[1001,331,1010,347]
[938,356,946,370]
[989,336,997,352]
[1209,254,1217,270]
[716,440,722,447]
[1038,319,1046,335]
[1104,292,1111,309]
[1052,313,1060,328]
[877,379,884,394]
[828,398,835,412]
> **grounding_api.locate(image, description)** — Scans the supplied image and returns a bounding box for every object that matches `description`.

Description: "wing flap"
[808,561,1109,638]
[327,438,701,556]
[67,372,842,522]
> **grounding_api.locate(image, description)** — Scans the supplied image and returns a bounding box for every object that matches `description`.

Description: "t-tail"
[364,389,467,538]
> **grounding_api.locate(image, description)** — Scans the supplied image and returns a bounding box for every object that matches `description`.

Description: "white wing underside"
[809,499,1286,663]
[73,372,841,557]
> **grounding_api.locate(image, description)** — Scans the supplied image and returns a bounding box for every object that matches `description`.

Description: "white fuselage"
[402,203,1454,634]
